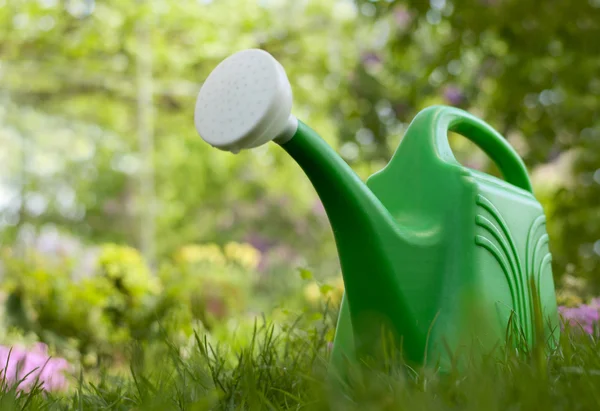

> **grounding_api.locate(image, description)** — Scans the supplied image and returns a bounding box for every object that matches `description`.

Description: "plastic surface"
[194,49,297,153]
[194,49,559,376]
[282,108,559,373]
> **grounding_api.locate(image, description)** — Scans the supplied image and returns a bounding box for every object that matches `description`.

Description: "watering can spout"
[281,121,425,361]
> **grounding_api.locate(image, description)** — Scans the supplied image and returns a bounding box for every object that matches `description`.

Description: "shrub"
[0,241,264,368]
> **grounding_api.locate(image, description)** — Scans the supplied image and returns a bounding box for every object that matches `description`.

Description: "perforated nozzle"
[194,49,298,153]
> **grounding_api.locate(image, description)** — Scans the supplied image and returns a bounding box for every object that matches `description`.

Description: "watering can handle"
[422,106,533,193]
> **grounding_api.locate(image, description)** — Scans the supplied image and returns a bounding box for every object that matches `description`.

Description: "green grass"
[1,314,600,411]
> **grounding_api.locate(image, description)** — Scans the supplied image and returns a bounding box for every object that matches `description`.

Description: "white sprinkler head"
[194,49,298,153]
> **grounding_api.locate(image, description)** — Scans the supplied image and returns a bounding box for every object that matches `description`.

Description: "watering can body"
[281,106,559,373]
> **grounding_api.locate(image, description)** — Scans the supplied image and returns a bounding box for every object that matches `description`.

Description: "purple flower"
[244,233,271,254]
[443,85,465,105]
[0,343,71,392]
[361,52,382,69]
[393,6,412,28]
[559,304,600,334]
[35,228,81,257]
[258,245,300,273]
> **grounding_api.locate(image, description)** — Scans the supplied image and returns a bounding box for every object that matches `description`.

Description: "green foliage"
[0,0,364,274]
[0,241,270,367]
[159,242,262,337]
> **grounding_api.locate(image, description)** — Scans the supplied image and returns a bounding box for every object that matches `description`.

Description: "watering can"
[193,49,560,372]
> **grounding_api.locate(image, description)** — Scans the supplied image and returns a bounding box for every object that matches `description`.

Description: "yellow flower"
[97,243,161,296]
[176,243,226,266]
[318,277,344,307]
[556,290,583,307]
[303,282,321,304]
[333,275,345,292]
[224,242,260,271]
[329,276,345,306]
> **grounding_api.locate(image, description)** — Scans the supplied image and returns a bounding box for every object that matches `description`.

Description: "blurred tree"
[0,0,366,276]
[1,0,599,289]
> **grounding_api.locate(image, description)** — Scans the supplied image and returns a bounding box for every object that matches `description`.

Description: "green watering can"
[193,49,560,372]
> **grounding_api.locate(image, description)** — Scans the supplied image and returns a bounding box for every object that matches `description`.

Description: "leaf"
[310,312,323,322]
[319,284,333,295]
[298,268,313,281]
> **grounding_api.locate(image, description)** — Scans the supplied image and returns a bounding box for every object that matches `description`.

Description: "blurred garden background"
[0,0,600,405]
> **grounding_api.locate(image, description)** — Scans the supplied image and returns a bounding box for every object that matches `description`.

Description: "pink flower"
[311,199,326,217]
[0,343,71,392]
[559,304,600,334]
[589,298,600,310]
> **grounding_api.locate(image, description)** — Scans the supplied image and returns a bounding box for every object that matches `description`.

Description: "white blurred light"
[356,128,375,145]
[112,154,140,175]
[430,0,446,10]
[426,9,441,24]
[38,0,58,8]
[25,192,48,217]
[340,142,359,161]
[447,60,462,76]
[38,16,55,31]
[13,13,29,29]
[66,0,95,19]
[0,185,17,211]
[360,3,376,16]
[56,185,76,212]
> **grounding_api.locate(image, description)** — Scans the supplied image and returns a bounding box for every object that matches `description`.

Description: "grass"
[2,306,600,410]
